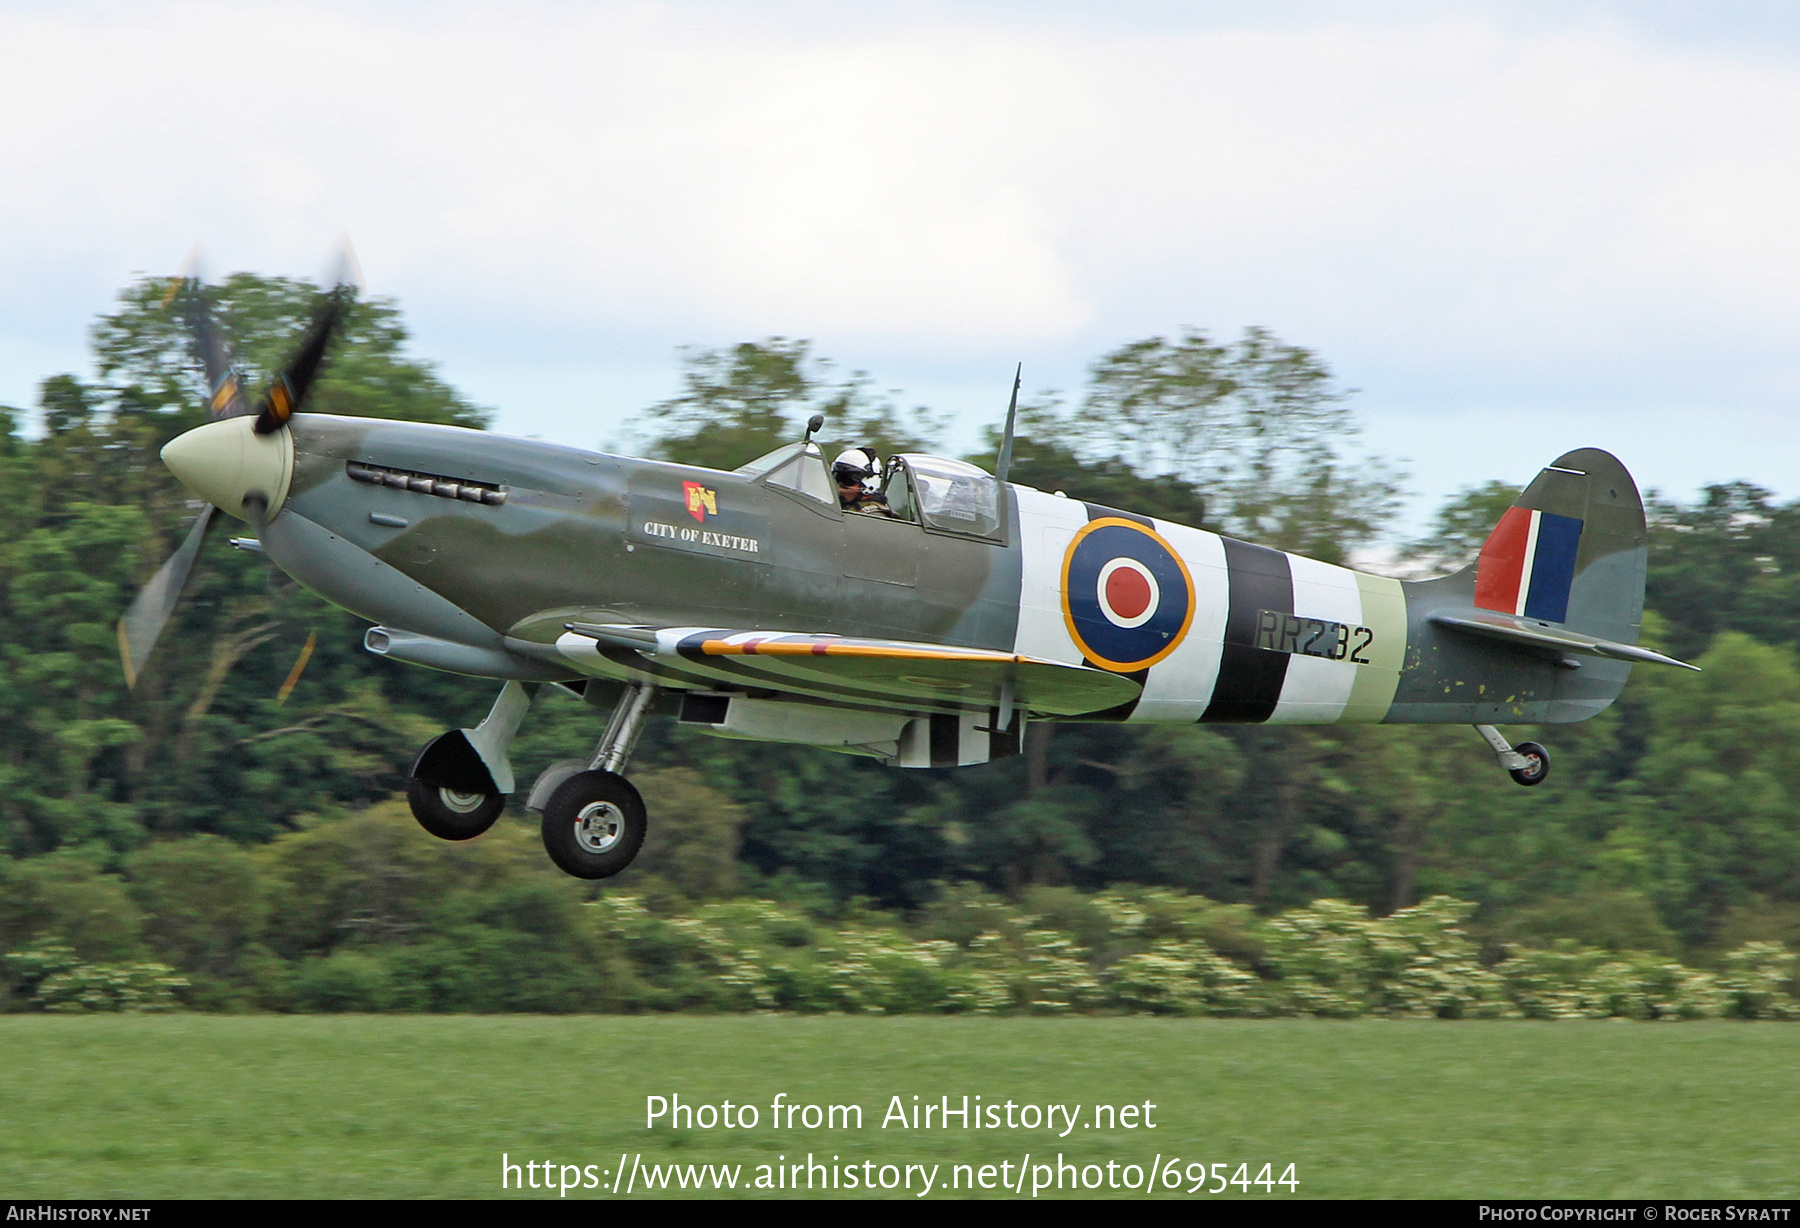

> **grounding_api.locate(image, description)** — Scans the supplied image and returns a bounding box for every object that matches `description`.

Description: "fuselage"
[168,413,1639,727]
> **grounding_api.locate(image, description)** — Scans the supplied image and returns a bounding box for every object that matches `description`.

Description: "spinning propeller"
[117,253,357,690]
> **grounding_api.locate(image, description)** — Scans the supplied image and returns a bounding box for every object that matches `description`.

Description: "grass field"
[2,1015,1796,1200]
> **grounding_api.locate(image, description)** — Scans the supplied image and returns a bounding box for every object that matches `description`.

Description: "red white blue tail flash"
[1474,506,1584,623]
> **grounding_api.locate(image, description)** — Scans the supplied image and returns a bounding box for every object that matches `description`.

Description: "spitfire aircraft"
[122,276,1698,880]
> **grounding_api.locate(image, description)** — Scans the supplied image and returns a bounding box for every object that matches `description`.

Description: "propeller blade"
[253,283,353,435]
[325,236,364,296]
[159,246,202,310]
[276,631,318,705]
[128,252,352,687]
[240,491,271,535]
[117,505,219,689]
[165,260,252,422]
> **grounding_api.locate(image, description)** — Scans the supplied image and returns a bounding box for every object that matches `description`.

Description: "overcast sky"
[7,0,1800,536]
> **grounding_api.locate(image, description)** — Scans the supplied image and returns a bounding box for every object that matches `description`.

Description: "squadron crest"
[683,481,718,523]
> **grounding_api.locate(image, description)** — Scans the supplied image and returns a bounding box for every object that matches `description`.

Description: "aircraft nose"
[161,416,295,523]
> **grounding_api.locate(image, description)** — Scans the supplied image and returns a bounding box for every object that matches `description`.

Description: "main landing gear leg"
[540,682,659,879]
[407,681,534,839]
[1473,724,1550,787]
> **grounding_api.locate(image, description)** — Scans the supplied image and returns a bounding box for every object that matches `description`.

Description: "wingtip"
[1637,646,1701,671]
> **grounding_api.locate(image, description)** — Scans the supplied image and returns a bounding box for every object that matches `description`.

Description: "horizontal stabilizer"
[559,623,1141,716]
[1428,609,1698,671]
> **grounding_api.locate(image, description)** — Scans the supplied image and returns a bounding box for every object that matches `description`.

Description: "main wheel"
[1508,741,1550,787]
[541,770,646,879]
[407,776,506,840]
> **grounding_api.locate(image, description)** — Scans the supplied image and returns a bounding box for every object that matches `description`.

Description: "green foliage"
[0,275,491,859]
[1403,480,1522,573]
[90,273,491,432]
[290,950,397,1013]
[3,943,185,1012]
[7,270,1800,1016]
[1496,945,1724,1021]
[1259,896,1514,1019]
[1713,897,1800,950]
[1644,481,1800,659]
[1491,890,1682,955]
[1105,943,1265,1016]
[636,338,944,472]
[1718,942,1800,1020]
[4,801,1792,1020]
[969,426,1213,528]
[125,835,269,1008]
[0,852,146,962]
[0,403,21,455]
[1014,328,1405,561]
[1617,633,1800,940]
[620,722,947,909]
[625,767,748,904]
[39,375,94,437]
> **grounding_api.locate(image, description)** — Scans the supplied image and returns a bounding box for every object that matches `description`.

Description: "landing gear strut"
[407,681,533,838]
[1474,724,1550,787]
[539,682,659,879]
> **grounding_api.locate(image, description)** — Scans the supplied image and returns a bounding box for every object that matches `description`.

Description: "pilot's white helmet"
[832,447,879,486]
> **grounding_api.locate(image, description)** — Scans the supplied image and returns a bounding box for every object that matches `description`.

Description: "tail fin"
[1396,449,1690,726]
[1469,448,1646,645]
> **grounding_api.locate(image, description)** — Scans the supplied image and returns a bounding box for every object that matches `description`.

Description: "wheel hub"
[439,788,488,814]
[573,800,626,853]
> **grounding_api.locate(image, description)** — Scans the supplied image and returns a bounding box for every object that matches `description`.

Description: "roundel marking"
[1097,557,1158,627]
[1061,518,1195,671]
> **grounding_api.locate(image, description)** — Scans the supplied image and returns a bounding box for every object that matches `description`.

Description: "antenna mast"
[995,364,1022,483]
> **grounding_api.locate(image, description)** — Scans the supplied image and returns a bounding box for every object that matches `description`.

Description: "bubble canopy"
[736,444,1007,540]
[894,454,1003,539]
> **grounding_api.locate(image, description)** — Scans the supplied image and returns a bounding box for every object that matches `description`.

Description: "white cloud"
[0,4,1089,345]
[5,2,1800,524]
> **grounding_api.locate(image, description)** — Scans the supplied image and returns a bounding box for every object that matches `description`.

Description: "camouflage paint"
[273,418,1650,730]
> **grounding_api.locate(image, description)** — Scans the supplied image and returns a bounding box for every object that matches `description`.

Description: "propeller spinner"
[117,260,355,689]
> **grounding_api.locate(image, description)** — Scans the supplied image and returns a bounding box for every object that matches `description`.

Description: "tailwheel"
[1474,724,1552,787]
[541,769,647,879]
[1508,741,1550,787]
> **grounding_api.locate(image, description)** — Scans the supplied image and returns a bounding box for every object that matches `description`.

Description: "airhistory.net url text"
[501,1152,1299,1197]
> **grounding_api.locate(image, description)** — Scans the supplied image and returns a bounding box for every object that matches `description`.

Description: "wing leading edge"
[554,623,1141,716]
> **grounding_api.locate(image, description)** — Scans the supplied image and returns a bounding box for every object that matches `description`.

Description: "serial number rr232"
[1254,610,1374,663]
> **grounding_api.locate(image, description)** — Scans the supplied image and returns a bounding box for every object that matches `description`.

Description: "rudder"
[1391,449,1654,725]
[1470,448,1646,645]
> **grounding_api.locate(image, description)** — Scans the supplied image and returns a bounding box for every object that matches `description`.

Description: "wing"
[551,623,1140,716]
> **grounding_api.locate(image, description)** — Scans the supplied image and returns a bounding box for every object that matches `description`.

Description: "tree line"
[1,274,1797,1011]
[4,811,1793,1017]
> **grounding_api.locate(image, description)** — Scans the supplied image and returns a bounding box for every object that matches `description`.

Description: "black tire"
[541,770,646,879]
[1508,741,1550,787]
[407,776,506,840]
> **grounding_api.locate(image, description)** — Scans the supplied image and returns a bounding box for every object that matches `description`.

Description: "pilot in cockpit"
[832,447,894,517]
